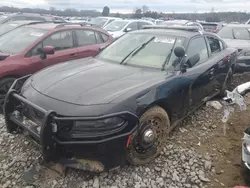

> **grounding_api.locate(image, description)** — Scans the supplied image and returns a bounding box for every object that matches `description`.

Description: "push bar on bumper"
[3,76,139,163]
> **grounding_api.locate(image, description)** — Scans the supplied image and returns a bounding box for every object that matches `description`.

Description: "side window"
[10,16,26,21]
[30,43,43,56]
[43,30,73,51]
[27,16,46,21]
[207,36,221,54]
[138,22,150,29]
[95,32,103,44]
[106,19,114,25]
[219,41,224,50]
[187,37,209,64]
[100,33,109,42]
[75,29,96,46]
[126,22,138,31]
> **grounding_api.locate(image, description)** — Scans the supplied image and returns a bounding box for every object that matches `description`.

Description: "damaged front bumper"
[3,76,139,172]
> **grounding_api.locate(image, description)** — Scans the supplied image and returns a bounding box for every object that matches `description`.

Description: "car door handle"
[69,53,77,58]
[209,68,215,74]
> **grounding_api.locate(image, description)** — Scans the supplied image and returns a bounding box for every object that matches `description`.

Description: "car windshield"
[0,15,7,22]
[89,17,108,27]
[218,27,250,40]
[97,33,185,70]
[0,27,47,54]
[0,22,21,36]
[104,20,129,31]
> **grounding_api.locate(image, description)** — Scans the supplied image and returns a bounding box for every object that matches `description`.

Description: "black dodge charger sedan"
[4,26,237,172]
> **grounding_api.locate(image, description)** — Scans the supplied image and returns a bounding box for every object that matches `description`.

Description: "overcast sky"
[1,0,250,13]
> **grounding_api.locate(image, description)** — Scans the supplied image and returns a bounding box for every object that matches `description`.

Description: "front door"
[184,36,218,111]
[29,30,78,69]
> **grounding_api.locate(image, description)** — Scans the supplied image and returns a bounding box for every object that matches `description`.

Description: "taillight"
[223,55,230,62]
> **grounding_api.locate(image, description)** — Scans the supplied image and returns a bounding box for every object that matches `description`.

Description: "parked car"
[200,22,223,33]
[0,13,66,24]
[104,19,154,39]
[245,19,250,25]
[88,17,122,28]
[218,24,250,73]
[161,20,204,31]
[3,25,237,172]
[242,126,250,185]
[0,22,112,111]
[0,20,40,36]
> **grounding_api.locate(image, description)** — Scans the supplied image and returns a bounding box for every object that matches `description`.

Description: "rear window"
[0,27,47,54]
[218,27,250,40]
[201,24,217,31]
[0,22,21,36]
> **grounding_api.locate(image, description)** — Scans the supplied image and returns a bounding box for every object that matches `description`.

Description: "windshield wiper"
[232,29,236,39]
[161,38,177,70]
[120,36,156,64]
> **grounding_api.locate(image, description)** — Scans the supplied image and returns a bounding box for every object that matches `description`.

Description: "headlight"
[72,117,125,133]
[244,142,250,154]
[244,51,250,56]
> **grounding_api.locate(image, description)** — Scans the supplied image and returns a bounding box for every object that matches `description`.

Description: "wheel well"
[140,99,172,122]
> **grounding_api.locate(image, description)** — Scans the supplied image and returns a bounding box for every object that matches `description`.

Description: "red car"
[0,22,112,111]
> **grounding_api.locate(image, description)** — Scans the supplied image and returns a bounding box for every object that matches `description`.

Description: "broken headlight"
[72,117,125,134]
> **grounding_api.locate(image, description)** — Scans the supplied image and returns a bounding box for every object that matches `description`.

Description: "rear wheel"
[0,78,16,114]
[126,106,170,165]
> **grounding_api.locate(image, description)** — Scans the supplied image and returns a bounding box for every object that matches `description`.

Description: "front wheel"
[126,106,170,165]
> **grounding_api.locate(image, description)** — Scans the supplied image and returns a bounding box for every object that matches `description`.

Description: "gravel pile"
[0,73,248,188]
[0,113,212,188]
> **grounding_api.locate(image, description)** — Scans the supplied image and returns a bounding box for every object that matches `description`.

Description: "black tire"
[126,106,170,165]
[218,68,233,97]
[0,78,16,114]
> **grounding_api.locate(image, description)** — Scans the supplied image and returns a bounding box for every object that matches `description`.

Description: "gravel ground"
[0,73,250,188]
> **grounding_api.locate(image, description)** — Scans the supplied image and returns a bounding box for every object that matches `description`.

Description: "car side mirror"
[186,54,200,68]
[37,46,55,60]
[42,46,55,55]
[174,46,186,58]
[124,28,132,32]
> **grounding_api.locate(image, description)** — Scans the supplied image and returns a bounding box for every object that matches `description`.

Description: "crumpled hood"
[30,58,167,105]
[223,39,250,49]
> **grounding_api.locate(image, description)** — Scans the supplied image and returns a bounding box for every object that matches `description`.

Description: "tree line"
[0,5,250,23]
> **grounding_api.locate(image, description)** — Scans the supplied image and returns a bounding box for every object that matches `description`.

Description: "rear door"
[205,34,231,92]
[28,30,78,68]
[74,29,108,58]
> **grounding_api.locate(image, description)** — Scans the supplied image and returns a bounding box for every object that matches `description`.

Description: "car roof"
[25,22,107,32]
[200,22,220,25]
[98,16,121,20]
[163,20,189,24]
[223,24,250,28]
[133,28,200,38]
[110,19,153,23]
[3,20,39,25]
